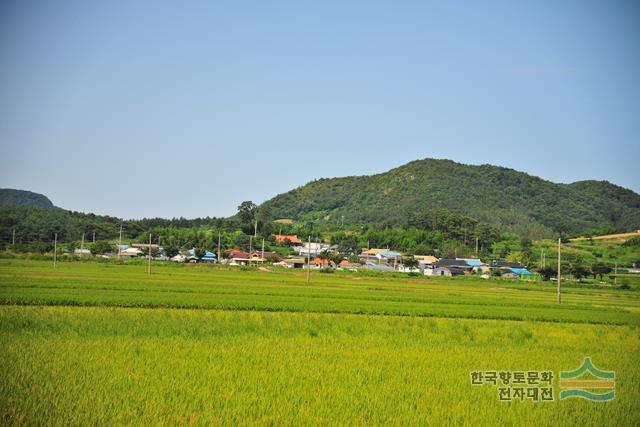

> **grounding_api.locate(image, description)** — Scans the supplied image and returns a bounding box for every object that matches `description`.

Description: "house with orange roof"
[413,255,438,264]
[338,259,360,271]
[273,234,302,245]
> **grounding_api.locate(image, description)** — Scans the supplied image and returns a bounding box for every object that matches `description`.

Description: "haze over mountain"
[261,158,640,238]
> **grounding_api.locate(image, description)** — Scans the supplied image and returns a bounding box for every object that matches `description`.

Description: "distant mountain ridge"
[260,158,640,238]
[0,189,58,210]
[2,159,639,239]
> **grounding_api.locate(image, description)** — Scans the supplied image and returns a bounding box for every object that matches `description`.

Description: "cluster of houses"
[269,236,534,278]
[106,234,533,279]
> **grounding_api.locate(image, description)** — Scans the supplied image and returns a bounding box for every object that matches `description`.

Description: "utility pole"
[341,215,344,228]
[261,238,265,264]
[81,233,85,251]
[118,224,123,259]
[148,233,152,275]
[306,235,311,285]
[557,238,561,304]
[53,233,58,269]
[92,231,96,244]
[12,229,15,245]
[217,231,221,265]
[254,220,258,240]
[248,236,252,267]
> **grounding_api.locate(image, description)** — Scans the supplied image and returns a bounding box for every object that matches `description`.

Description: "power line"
[557,238,561,304]
[53,233,58,269]
[306,235,311,285]
[118,224,123,259]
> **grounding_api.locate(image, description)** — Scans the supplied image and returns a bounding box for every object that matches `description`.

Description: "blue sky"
[1,0,638,219]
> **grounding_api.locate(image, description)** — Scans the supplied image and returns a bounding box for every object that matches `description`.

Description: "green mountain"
[0,189,58,210]
[261,159,640,238]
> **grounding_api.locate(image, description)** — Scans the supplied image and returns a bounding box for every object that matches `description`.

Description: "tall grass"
[1,306,638,426]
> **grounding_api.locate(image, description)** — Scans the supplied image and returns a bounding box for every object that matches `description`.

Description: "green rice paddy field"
[1,259,639,425]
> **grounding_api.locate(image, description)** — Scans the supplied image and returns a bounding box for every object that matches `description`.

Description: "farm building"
[282,257,306,268]
[362,262,395,272]
[510,268,533,277]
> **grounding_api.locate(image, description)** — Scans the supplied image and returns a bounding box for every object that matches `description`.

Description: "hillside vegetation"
[261,159,640,238]
[0,188,58,210]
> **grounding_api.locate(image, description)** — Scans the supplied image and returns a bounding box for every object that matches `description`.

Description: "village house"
[397,264,421,273]
[491,261,532,277]
[337,259,360,271]
[375,251,402,262]
[426,266,466,277]
[292,242,331,256]
[272,234,302,245]
[171,254,188,262]
[362,262,395,272]
[359,248,392,264]
[413,255,438,265]
[435,259,474,273]
[310,257,335,269]
[224,249,251,266]
[119,247,142,257]
[199,251,217,263]
[281,257,307,268]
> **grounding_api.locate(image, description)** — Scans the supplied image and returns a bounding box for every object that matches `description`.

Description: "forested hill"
[0,189,58,210]
[260,159,640,238]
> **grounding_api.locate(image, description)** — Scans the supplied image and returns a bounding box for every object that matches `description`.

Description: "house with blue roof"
[186,248,217,263]
[375,251,402,261]
[200,251,217,263]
